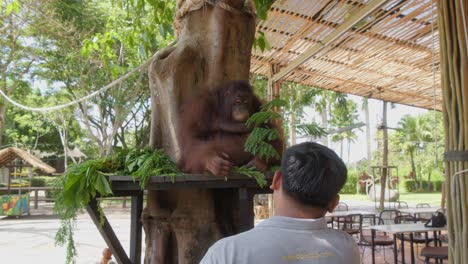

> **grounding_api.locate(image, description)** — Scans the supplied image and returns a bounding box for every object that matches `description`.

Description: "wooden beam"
[130,192,143,264]
[238,188,255,232]
[272,0,388,82]
[86,199,132,264]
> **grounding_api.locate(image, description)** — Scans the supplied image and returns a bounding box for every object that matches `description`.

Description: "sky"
[299,94,430,164]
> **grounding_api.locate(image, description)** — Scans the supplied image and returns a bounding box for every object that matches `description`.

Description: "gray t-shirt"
[200,216,360,264]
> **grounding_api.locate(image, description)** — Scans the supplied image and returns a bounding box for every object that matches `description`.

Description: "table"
[326,210,376,229]
[326,210,376,217]
[399,207,439,215]
[370,223,446,264]
[86,174,272,264]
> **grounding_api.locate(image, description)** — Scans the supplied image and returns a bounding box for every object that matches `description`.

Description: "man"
[200,142,360,263]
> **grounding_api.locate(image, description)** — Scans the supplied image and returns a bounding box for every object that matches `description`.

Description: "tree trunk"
[288,97,296,145]
[379,101,388,211]
[320,107,328,146]
[340,139,344,158]
[347,139,351,165]
[0,100,7,147]
[409,149,416,187]
[364,98,372,174]
[146,2,255,263]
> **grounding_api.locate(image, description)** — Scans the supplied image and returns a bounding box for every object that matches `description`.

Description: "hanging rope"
[0,43,175,113]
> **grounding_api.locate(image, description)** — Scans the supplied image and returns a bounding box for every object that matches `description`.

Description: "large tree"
[146,1,258,263]
[0,0,40,146]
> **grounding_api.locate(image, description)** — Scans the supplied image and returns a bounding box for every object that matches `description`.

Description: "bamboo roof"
[251,0,442,110]
[0,147,56,174]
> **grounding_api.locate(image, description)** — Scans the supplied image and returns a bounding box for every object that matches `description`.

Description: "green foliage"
[253,0,273,20]
[245,127,280,161]
[54,157,115,263]
[30,178,46,187]
[253,31,270,52]
[297,122,327,138]
[123,148,182,188]
[252,0,273,52]
[340,171,357,194]
[403,180,444,192]
[54,148,180,263]
[244,99,285,162]
[233,166,267,188]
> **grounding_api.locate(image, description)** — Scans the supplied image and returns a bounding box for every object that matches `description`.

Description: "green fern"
[233,166,267,187]
[244,98,285,162]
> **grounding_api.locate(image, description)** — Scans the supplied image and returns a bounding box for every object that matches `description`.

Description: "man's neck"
[274,196,326,219]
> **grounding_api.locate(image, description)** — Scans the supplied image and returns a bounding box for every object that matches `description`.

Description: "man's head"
[271,142,347,214]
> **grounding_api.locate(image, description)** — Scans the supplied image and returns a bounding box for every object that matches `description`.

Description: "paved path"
[0,199,440,264]
[0,205,138,264]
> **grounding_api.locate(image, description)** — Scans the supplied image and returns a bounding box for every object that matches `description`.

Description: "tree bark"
[379,101,388,211]
[288,97,296,145]
[320,107,328,146]
[364,98,371,174]
[146,2,255,263]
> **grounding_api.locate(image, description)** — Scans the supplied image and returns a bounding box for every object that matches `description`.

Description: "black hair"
[280,142,347,208]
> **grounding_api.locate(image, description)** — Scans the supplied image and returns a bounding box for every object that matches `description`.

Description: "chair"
[335,202,348,211]
[379,209,401,225]
[416,203,433,221]
[394,201,409,209]
[332,202,350,229]
[359,215,394,262]
[416,203,431,208]
[341,214,361,238]
[420,246,448,263]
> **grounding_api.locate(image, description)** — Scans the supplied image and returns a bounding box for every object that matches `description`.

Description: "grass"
[340,191,442,206]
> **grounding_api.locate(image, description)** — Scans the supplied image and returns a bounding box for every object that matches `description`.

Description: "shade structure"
[0,147,56,174]
[251,0,441,110]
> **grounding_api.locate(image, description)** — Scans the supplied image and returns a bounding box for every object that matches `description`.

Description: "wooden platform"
[87,174,272,264]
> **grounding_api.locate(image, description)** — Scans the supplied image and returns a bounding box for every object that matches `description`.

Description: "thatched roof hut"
[0,147,56,174]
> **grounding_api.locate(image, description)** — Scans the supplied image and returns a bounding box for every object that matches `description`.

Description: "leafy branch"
[244,99,286,162]
[233,166,267,188]
[54,148,181,263]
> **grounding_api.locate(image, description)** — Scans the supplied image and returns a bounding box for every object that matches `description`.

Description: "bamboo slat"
[251,0,442,110]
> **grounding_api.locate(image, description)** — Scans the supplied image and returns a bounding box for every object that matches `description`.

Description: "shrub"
[403,180,443,192]
[340,173,358,194]
[30,178,46,187]
[403,180,417,192]
[433,180,444,192]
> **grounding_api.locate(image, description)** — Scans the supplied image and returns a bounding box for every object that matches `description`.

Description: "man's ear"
[327,195,340,213]
[270,170,282,191]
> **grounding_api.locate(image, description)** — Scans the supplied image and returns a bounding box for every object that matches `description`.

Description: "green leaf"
[253,0,273,20]
[63,174,82,191]
[233,166,268,187]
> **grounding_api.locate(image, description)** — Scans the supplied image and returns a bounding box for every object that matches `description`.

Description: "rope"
[0,44,173,113]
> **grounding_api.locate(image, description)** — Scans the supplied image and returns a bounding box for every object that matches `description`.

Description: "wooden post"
[34,190,38,209]
[130,192,143,264]
[267,63,281,217]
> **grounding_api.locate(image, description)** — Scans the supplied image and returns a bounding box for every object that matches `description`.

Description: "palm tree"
[329,98,359,162]
[395,115,433,187]
[280,82,321,145]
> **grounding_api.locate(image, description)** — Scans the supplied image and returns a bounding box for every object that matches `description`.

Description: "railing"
[0,187,131,209]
